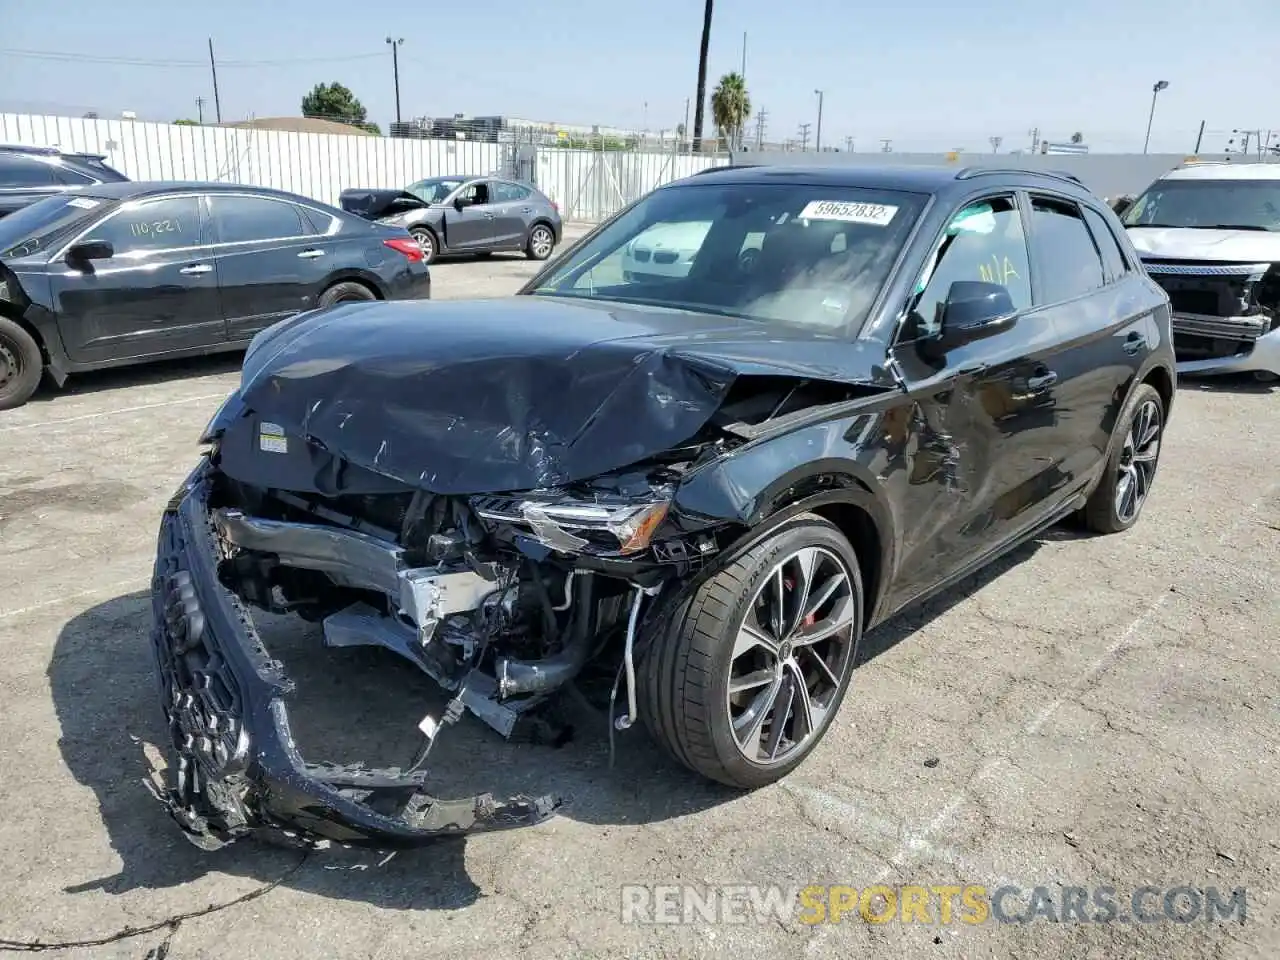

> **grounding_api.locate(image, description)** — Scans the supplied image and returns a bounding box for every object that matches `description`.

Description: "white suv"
[1117,162,1280,380]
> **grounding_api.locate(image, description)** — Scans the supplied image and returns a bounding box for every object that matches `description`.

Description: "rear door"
[49,193,224,363]
[1027,194,1157,489]
[207,193,330,340]
[0,154,63,217]
[490,180,534,248]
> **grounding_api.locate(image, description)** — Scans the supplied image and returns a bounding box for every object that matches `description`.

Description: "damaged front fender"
[149,464,558,850]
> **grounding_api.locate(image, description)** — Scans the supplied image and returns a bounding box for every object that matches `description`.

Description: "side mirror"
[935,280,1016,350]
[1111,195,1135,217]
[453,195,470,211]
[66,240,114,265]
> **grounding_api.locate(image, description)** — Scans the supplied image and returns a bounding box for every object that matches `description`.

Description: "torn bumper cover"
[149,467,558,850]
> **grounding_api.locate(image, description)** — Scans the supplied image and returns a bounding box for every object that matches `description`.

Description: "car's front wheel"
[1082,382,1165,533]
[0,316,43,411]
[639,514,863,788]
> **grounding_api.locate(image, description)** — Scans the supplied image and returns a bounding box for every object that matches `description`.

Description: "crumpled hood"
[338,188,427,221]
[215,296,893,494]
[1127,227,1280,264]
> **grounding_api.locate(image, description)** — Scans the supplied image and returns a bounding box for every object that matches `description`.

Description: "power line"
[0,47,388,68]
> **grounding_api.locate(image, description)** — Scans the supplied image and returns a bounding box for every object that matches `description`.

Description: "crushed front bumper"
[1173,315,1280,377]
[149,463,558,850]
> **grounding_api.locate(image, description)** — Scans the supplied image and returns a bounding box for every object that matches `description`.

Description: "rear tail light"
[384,237,424,263]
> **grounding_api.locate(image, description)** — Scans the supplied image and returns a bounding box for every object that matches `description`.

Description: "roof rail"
[954,166,1086,188]
[0,143,60,156]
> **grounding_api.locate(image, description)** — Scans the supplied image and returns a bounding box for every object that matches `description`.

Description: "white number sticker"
[258,422,288,454]
[798,200,898,226]
[66,197,101,210]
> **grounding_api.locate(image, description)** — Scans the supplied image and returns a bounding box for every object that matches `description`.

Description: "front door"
[885,193,1068,606]
[207,193,330,340]
[442,181,499,251]
[49,193,224,364]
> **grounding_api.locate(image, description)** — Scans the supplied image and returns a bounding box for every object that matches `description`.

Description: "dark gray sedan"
[339,176,562,264]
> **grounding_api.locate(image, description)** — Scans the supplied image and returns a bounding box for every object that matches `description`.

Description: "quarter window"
[83,196,202,252]
[904,196,1031,341]
[1081,207,1129,284]
[1029,197,1106,303]
[210,195,308,244]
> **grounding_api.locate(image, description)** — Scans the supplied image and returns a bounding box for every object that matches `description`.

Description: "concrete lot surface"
[0,233,1277,958]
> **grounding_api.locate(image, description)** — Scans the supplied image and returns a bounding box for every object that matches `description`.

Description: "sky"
[1,0,1278,154]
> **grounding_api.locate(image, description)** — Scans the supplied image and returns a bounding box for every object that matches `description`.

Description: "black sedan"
[339,175,562,264]
[155,164,1175,850]
[0,181,430,409]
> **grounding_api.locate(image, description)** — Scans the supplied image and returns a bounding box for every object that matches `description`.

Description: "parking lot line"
[0,393,228,433]
[0,578,148,621]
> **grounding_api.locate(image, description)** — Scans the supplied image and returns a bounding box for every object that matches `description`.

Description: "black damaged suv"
[155,164,1175,850]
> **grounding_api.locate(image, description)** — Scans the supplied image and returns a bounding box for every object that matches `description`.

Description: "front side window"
[458,182,491,206]
[528,183,928,335]
[83,196,202,254]
[1029,197,1105,303]
[1120,177,1280,232]
[407,178,464,204]
[210,195,308,244]
[902,196,1031,341]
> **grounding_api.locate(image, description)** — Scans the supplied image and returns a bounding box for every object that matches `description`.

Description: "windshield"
[527,182,928,335]
[1121,178,1280,231]
[407,178,464,203]
[0,194,115,259]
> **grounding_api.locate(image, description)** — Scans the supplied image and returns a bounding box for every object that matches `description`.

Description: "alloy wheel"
[726,546,857,766]
[1115,398,1161,524]
[414,231,434,259]
[531,227,553,258]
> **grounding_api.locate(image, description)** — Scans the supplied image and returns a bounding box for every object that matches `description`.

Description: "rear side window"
[1029,197,1106,303]
[1081,207,1129,284]
[493,182,532,202]
[0,155,56,188]
[210,195,309,244]
[51,164,95,185]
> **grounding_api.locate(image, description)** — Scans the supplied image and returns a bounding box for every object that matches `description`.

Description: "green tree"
[173,119,199,126]
[301,82,379,134]
[711,72,750,152]
[692,0,714,151]
[1070,131,1084,143]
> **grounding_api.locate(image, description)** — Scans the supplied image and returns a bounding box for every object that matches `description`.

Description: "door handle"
[297,249,325,259]
[1027,370,1058,392]
[1123,332,1146,355]
[482,213,495,220]
[179,263,212,275]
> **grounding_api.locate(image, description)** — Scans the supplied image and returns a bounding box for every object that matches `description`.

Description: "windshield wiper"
[1190,223,1274,232]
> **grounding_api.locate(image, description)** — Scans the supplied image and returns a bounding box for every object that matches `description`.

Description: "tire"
[410,227,438,265]
[1082,383,1165,534]
[317,281,377,309]
[638,513,864,788]
[525,223,555,261]
[0,316,43,411]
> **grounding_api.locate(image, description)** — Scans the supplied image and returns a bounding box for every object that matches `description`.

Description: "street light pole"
[386,37,404,126]
[1143,80,1169,154]
[814,89,824,152]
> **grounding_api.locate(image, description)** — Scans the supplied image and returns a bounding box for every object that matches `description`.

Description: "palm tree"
[692,0,714,152]
[711,73,751,152]
[1070,131,1084,144]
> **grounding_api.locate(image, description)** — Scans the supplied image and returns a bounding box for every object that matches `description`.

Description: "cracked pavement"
[0,238,1277,958]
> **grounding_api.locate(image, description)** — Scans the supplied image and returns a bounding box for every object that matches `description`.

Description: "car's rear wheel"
[525,223,555,261]
[410,227,438,264]
[0,316,43,411]
[317,281,377,309]
[1082,383,1165,534]
[639,514,863,788]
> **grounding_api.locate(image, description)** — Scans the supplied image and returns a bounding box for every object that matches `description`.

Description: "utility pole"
[386,37,404,126]
[813,90,824,152]
[1143,79,1169,154]
[754,109,767,151]
[1194,119,1205,153]
[207,38,222,123]
[989,135,1003,154]
[1028,127,1040,153]
[797,122,811,152]
[741,31,747,80]
[195,96,206,124]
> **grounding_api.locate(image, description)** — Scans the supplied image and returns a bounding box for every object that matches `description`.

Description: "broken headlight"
[474,497,671,555]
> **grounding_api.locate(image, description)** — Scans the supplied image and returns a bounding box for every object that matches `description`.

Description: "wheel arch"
[1141,362,1174,422]
[320,271,385,300]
